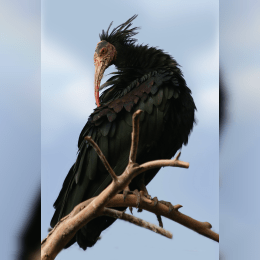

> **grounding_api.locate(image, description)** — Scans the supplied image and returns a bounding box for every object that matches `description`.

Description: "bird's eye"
[100,48,107,55]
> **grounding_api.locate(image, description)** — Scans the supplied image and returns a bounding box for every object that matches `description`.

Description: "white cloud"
[195,87,219,126]
[41,38,89,75]
[42,38,95,147]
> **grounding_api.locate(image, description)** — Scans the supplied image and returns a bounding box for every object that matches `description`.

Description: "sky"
[220,0,260,259]
[0,1,40,259]
[8,0,260,259]
[41,1,219,260]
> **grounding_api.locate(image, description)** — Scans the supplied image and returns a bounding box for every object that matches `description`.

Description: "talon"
[168,204,174,213]
[156,214,163,228]
[133,189,141,208]
[160,200,174,213]
[123,186,131,201]
[129,206,133,214]
[152,196,158,206]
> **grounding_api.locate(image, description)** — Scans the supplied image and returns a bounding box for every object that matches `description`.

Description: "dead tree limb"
[71,194,218,242]
[105,195,219,242]
[103,208,172,239]
[41,110,218,260]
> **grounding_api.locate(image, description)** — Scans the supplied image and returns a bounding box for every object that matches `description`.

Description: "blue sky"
[0,1,40,259]
[220,0,260,259]
[41,1,219,260]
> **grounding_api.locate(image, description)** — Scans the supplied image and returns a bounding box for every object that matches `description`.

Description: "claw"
[156,214,163,228]
[138,179,151,199]
[133,189,141,208]
[160,200,174,212]
[123,186,131,201]
[152,196,158,206]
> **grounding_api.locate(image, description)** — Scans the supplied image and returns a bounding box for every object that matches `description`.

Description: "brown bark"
[102,208,172,239]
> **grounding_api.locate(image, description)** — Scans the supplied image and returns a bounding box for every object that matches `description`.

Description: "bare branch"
[105,194,219,243]
[129,110,142,163]
[139,157,189,171]
[103,208,172,239]
[85,136,118,181]
[42,111,218,259]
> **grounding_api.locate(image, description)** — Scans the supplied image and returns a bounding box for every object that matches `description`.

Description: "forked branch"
[41,110,218,260]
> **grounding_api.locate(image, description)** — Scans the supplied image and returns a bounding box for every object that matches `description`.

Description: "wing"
[51,70,196,249]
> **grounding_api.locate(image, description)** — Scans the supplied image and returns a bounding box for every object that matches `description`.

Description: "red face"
[94,41,117,106]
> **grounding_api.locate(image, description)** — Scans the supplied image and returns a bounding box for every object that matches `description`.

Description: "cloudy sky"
[220,0,260,259]
[0,1,40,259]
[41,1,219,260]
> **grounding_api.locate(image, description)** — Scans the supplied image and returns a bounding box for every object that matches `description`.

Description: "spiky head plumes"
[99,15,139,47]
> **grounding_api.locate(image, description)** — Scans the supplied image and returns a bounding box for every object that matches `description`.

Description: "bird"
[50,15,196,250]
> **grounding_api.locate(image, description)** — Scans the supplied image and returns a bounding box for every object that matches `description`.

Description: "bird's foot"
[150,198,175,227]
[123,185,153,213]
[158,200,175,212]
[123,185,132,201]
[133,189,143,212]
[150,196,164,227]
[123,186,134,214]
[156,214,163,228]
[151,196,159,206]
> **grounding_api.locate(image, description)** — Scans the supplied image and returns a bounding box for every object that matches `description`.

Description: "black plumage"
[50,15,196,250]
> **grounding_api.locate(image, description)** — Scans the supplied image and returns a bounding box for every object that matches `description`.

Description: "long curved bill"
[94,57,107,107]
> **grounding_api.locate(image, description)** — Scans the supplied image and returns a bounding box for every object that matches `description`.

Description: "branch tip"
[133,109,143,118]
[175,204,183,211]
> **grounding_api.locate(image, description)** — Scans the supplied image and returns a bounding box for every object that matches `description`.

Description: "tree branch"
[41,110,218,259]
[103,208,172,239]
[105,194,219,242]
[129,109,142,163]
[85,136,118,181]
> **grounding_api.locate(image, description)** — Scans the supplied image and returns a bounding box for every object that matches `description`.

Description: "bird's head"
[94,15,139,106]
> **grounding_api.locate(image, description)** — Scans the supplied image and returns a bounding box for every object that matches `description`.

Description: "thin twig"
[138,158,189,172]
[129,110,142,163]
[103,208,172,239]
[85,136,118,181]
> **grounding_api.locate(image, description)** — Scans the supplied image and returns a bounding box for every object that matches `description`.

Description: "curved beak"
[94,57,107,107]
[94,41,117,107]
